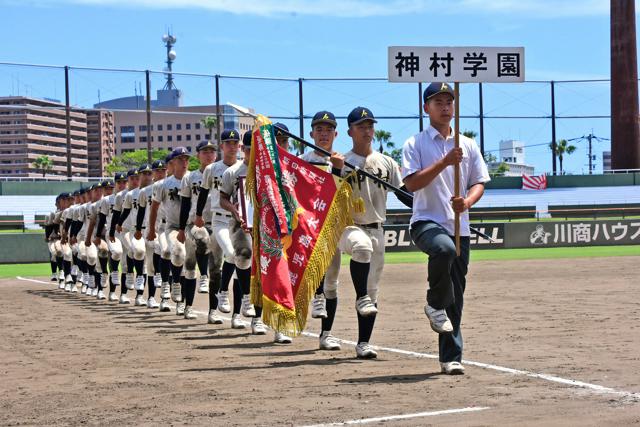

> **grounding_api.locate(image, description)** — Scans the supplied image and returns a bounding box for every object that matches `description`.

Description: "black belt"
[214,212,232,218]
[161,219,167,224]
[358,222,381,229]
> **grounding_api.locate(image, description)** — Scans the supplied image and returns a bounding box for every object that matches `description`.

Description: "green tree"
[374,129,393,153]
[549,139,577,174]
[33,155,54,177]
[201,116,217,142]
[490,162,510,177]
[462,129,477,140]
[106,149,170,175]
[484,152,497,163]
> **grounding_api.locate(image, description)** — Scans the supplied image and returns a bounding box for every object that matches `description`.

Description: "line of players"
[43,107,411,358]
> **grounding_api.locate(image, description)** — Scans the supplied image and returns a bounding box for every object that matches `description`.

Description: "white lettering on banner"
[388,46,525,83]
[471,227,504,244]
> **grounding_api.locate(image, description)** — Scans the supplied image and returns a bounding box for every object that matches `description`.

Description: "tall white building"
[488,139,535,176]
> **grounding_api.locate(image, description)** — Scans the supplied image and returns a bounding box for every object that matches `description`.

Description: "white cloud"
[7,0,635,18]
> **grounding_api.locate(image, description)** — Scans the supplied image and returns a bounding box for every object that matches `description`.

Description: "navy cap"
[169,146,190,160]
[220,129,240,142]
[152,160,166,170]
[273,123,289,137]
[423,82,455,103]
[101,179,114,187]
[114,172,127,182]
[347,107,377,127]
[127,168,139,178]
[138,163,153,173]
[196,140,217,152]
[164,152,173,163]
[72,190,81,197]
[311,111,337,128]
[242,131,252,147]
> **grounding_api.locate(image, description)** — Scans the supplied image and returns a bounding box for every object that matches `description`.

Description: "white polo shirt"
[402,125,490,236]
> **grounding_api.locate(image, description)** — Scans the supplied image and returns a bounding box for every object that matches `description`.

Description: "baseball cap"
[423,82,455,103]
[196,140,217,152]
[347,107,377,127]
[101,179,114,187]
[169,147,190,160]
[151,160,166,170]
[273,123,289,137]
[242,131,252,148]
[311,111,337,128]
[114,172,127,182]
[220,129,240,142]
[127,168,139,178]
[138,163,152,174]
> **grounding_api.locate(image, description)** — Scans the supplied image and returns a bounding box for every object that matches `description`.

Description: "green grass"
[1,245,639,278]
[0,229,44,234]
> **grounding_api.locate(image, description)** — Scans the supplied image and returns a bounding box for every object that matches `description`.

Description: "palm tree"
[374,130,393,153]
[201,116,218,142]
[33,155,53,177]
[462,129,477,140]
[550,139,577,174]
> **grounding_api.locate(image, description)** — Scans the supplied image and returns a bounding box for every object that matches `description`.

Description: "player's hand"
[443,147,463,166]
[134,230,142,240]
[451,196,470,213]
[330,152,345,170]
[116,224,122,233]
[177,229,186,244]
[147,229,156,241]
[84,238,91,247]
[194,216,204,228]
[109,235,115,243]
[240,219,251,233]
[70,236,77,245]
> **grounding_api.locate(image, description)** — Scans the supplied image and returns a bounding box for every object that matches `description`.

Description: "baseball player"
[83,183,105,298]
[87,179,115,300]
[70,188,91,294]
[336,106,412,359]
[100,172,127,301]
[194,130,243,327]
[45,195,65,284]
[300,110,345,350]
[151,157,175,312]
[219,131,270,336]
[59,192,77,291]
[402,82,490,375]
[273,123,290,152]
[147,147,191,318]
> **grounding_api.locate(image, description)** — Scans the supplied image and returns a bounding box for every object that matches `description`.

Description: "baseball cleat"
[119,294,130,304]
[176,302,185,316]
[184,305,197,320]
[97,290,106,300]
[355,295,378,317]
[91,288,99,297]
[241,295,256,317]
[355,342,377,359]
[198,275,209,293]
[146,297,159,309]
[125,273,135,290]
[231,314,245,329]
[70,284,79,293]
[251,318,267,335]
[319,332,341,351]
[80,284,88,294]
[58,280,66,289]
[311,294,328,319]
[208,309,223,325]
[64,283,72,292]
[134,295,146,306]
[216,291,231,313]
[134,276,145,292]
[274,332,293,344]
[424,304,453,334]
[171,282,182,303]
[50,273,57,282]
[159,298,172,312]
[161,282,171,300]
[440,361,465,375]
[108,292,118,302]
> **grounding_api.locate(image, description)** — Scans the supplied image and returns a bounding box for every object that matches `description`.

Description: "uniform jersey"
[151,178,166,228]
[152,175,183,230]
[179,169,212,224]
[342,150,402,225]
[137,185,154,228]
[300,150,332,173]
[121,188,141,232]
[202,160,240,216]
[87,201,100,238]
[221,161,248,202]
[75,203,89,238]
[99,193,117,236]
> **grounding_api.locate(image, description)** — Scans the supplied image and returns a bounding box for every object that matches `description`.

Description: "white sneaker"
[70,284,79,293]
[208,309,223,325]
[161,282,171,300]
[440,361,465,375]
[274,332,293,344]
[110,271,121,285]
[147,297,159,309]
[91,288,99,297]
[184,305,197,320]
[80,284,88,294]
[171,282,182,303]
[241,295,256,317]
[311,294,328,319]
[58,280,66,289]
[58,271,65,281]
[125,273,135,290]
[231,314,245,329]
[424,305,453,334]
[198,275,209,293]
[108,292,118,302]
[176,302,185,316]
[216,291,231,313]
[64,282,72,292]
[134,295,146,306]
[119,294,130,304]
[355,295,377,317]
[134,275,145,291]
[251,318,267,335]
[51,273,57,282]
[100,273,108,288]
[356,342,378,359]
[153,273,162,288]
[97,290,106,300]
[319,331,341,351]
[159,299,172,312]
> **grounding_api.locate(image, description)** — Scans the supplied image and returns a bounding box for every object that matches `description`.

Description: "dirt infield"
[1,256,639,426]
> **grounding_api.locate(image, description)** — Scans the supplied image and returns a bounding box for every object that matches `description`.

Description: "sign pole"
[454,82,461,256]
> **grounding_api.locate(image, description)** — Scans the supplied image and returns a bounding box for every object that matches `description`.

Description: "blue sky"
[0,0,633,174]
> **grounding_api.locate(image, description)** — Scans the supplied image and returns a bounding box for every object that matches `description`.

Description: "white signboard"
[388,46,525,83]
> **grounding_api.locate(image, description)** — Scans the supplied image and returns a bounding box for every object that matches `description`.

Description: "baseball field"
[1,247,639,426]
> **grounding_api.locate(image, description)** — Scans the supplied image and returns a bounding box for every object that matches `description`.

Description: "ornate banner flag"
[522,173,547,190]
[247,115,354,335]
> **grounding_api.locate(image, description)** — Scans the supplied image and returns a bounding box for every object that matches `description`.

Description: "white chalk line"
[298,406,490,427]
[18,276,640,402]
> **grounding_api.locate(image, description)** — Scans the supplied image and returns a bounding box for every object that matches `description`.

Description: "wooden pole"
[454,82,461,256]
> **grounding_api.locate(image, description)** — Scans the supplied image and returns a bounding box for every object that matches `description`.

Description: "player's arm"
[220,191,241,222]
[403,148,462,192]
[452,183,484,213]
[147,200,160,241]
[85,215,96,246]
